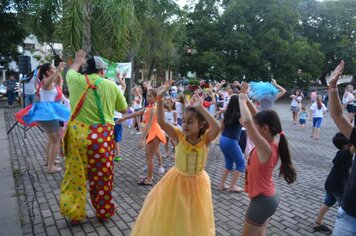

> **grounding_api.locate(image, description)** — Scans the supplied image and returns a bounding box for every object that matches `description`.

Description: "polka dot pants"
[60,120,116,220]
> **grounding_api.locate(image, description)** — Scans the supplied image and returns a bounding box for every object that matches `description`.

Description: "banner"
[101,58,132,79]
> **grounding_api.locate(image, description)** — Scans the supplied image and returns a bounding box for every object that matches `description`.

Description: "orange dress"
[142,104,166,144]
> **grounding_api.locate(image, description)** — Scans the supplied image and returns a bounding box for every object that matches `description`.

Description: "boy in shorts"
[313,132,355,233]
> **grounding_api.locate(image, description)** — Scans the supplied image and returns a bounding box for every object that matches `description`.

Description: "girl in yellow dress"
[131,82,221,236]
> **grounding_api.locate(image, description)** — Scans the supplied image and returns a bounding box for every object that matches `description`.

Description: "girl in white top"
[164,97,177,158]
[290,90,303,124]
[175,93,186,126]
[131,86,143,134]
[342,84,355,123]
[310,95,327,140]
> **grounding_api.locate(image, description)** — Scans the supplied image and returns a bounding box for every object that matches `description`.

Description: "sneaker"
[135,131,143,135]
[313,223,332,233]
[158,166,165,175]
[130,131,135,134]
[70,220,81,226]
[114,156,122,162]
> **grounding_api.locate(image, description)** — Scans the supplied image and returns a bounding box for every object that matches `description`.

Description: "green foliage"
[188,79,199,85]
[136,0,185,79]
[0,1,27,66]
[299,0,356,82]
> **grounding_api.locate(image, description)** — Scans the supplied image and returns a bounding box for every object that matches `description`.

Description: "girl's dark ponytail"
[278,134,297,184]
[254,110,297,184]
[38,63,51,81]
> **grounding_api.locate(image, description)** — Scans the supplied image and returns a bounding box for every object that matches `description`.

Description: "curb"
[0,110,23,236]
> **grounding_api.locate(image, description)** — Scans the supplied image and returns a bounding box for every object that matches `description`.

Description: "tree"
[0,0,27,67]
[23,0,142,61]
[135,0,185,80]
[182,0,324,88]
[299,0,356,83]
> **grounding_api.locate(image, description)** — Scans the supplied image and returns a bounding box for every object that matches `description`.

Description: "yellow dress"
[131,128,215,236]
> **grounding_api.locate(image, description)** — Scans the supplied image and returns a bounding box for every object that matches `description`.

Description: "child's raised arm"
[239,92,272,163]
[116,109,145,124]
[191,90,220,144]
[237,82,258,116]
[157,81,178,143]
[328,60,353,139]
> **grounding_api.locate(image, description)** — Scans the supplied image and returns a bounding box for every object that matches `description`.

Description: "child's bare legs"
[314,128,320,139]
[131,117,138,133]
[164,136,170,157]
[135,117,142,133]
[292,112,297,124]
[156,147,165,175]
[229,170,243,192]
[243,220,268,236]
[47,131,61,173]
[219,169,230,190]
[46,142,50,165]
[115,142,120,157]
[145,138,161,183]
[315,204,330,226]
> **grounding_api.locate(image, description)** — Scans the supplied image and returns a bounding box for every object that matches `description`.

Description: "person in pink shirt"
[238,82,297,236]
[310,89,317,103]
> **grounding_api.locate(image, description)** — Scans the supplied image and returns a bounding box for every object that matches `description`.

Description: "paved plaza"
[0,100,341,236]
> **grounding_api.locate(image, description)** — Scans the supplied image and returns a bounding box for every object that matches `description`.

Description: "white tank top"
[164,110,174,124]
[40,87,58,102]
[133,96,142,109]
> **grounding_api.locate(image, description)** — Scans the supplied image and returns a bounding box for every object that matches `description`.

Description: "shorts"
[323,191,343,207]
[313,117,323,128]
[246,194,280,226]
[346,104,355,113]
[291,106,300,113]
[299,119,306,125]
[38,120,60,133]
[113,118,123,142]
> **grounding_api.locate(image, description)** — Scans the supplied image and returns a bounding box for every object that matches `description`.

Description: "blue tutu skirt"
[22,101,71,124]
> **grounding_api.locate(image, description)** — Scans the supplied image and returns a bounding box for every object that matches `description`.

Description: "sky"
[175,0,188,8]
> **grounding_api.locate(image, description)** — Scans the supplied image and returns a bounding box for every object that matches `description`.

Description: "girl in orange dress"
[119,89,166,185]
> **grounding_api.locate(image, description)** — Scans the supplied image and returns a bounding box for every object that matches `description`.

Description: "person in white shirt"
[164,97,177,159]
[310,95,327,140]
[170,83,178,98]
[113,72,127,161]
[342,84,355,123]
[131,86,143,134]
[23,67,39,106]
[290,90,303,124]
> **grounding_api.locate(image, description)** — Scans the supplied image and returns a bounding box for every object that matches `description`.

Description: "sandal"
[228,186,244,193]
[48,166,62,174]
[313,222,332,233]
[138,177,153,186]
[218,184,229,191]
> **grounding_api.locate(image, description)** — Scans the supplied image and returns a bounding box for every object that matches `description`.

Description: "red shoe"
[70,220,80,226]
[98,217,108,223]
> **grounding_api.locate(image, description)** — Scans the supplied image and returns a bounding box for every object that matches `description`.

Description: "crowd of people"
[8,52,356,235]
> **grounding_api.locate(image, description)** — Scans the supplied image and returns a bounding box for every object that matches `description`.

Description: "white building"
[6,34,63,76]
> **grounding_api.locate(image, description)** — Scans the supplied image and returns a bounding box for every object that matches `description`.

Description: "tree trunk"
[82,1,92,54]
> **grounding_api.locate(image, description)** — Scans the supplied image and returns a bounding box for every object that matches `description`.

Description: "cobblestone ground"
[2,100,341,236]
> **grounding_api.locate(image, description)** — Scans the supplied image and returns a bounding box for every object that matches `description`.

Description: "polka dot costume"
[60,120,116,220]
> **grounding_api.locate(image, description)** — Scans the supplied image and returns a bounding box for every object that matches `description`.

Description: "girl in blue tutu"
[19,62,70,173]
